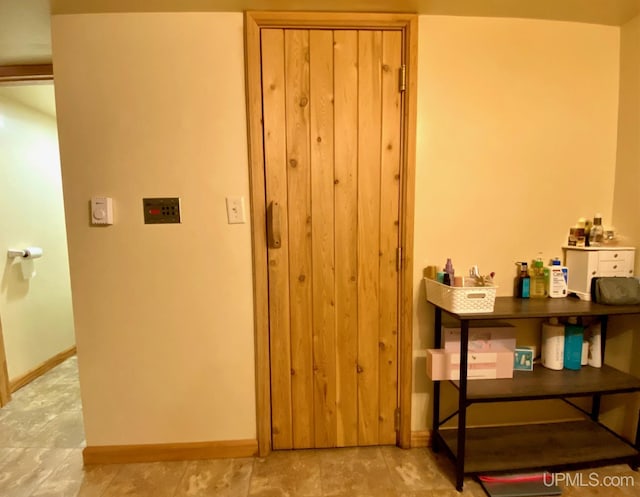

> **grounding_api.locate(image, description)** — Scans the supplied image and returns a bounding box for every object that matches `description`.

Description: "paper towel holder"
[7,247,43,259]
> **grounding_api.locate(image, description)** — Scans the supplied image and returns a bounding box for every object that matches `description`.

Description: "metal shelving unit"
[429,297,640,491]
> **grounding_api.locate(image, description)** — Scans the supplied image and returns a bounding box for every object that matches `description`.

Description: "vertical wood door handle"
[268,201,282,249]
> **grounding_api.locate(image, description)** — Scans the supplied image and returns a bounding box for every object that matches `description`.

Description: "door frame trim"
[244,11,418,456]
[0,64,53,84]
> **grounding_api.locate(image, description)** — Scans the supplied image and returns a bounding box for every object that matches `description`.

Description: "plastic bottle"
[541,318,564,370]
[584,218,592,247]
[587,321,602,368]
[581,340,589,365]
[589,214,604,247]
[530,257,546,298]
[515,262,530,298]
[544,258,568,298]
[444,258,454,286]
[564,317,583,370]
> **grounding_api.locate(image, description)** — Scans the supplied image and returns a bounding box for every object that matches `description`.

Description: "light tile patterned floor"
[0,357,637,496]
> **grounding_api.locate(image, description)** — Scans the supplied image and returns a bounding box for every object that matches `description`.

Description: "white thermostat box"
[91,196,113,225]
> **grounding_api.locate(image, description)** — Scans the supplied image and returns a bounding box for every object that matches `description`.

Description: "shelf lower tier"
[438,420,639,474]
[451,365,640,402]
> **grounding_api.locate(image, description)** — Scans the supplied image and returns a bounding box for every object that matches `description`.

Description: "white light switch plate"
[226,197,246,224]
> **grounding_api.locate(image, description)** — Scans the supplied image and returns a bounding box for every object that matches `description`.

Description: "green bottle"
[530,258,546,298]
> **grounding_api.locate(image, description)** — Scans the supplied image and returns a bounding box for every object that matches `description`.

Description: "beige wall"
[0,89,75,380]
[609,14,640,439]
[412,16,621,430]
[52,11,631,445]
[613,15,640,256]
[51,13,256,445]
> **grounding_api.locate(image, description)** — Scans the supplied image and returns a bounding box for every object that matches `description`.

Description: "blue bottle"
[564,317,583,370]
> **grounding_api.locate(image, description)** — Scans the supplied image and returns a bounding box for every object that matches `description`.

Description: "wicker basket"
[424,278,497,314]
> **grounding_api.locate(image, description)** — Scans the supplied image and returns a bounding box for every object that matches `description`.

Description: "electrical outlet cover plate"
[226,196,246,224]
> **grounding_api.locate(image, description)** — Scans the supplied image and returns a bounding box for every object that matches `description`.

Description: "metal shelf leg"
[432,307,442,453]
[455,319,469,491]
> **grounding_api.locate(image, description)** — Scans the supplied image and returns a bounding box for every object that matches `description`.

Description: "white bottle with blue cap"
[545,258,568,298]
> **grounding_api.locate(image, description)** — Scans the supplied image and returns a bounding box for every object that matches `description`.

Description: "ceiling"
[1,0,640,65]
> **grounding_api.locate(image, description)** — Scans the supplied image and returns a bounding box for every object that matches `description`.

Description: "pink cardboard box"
[426,347,514,381]
[442,323,516,353]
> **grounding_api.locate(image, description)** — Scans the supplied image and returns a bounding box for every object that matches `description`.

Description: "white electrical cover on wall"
[91,196,113,225]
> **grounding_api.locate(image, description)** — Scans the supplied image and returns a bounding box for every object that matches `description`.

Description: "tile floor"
[0,357,638,496]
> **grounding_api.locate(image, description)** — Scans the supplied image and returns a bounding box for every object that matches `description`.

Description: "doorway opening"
[0,75,84,448]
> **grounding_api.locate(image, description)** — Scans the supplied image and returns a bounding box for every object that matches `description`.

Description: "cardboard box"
[426,347,514,381]
[514,347,535,371]
[426,349,448,381]
[447,347,514,379]
[442,323,516,353]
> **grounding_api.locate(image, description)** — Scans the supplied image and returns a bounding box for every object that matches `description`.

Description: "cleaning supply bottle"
[544,258,568,298]
[530,257,546,298]
[564,317,583,370]
[515,262,530,298]
[541,318,564,370]
[589,214,604,247]
[443,258,454,286]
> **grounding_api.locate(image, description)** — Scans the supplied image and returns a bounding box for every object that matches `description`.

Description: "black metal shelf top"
[451,365,640,402]
[439,297,640,320]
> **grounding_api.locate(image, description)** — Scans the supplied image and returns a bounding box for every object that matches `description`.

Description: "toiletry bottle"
[545,258,568,298]
[515,262,530,298]
[589,214,604,247]
[581,340,589,366]
[530,257,546,298]
[444,258,454,285]
[584,218,592,247]
[576,218,587,247]
[541,318,564,370]
[587,321,602,368]
[564,317,583,370]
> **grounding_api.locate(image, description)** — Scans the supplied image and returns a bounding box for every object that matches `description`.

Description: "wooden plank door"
[261,28,403,449]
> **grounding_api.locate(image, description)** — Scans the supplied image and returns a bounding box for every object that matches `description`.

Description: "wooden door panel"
[309,30,337,448]
[261,29,293,450]
[263,27,401,450]
[379,30,403,444]
[357,30,383,446]
[284,29,315,449]
[333,30,359,448]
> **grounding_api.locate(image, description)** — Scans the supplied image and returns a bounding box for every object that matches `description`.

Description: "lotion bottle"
[545,258,568,298]
[541,318,564,370]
